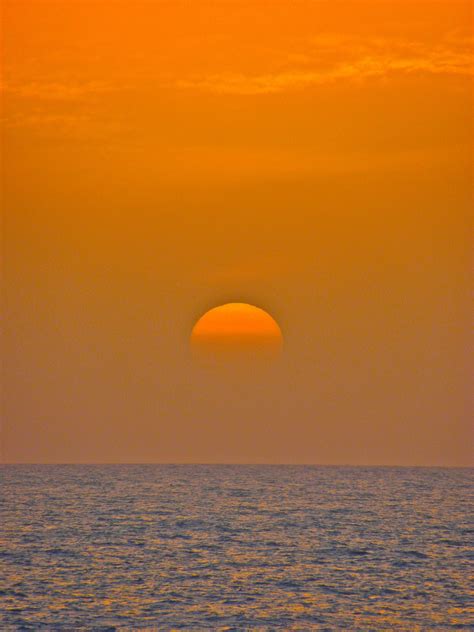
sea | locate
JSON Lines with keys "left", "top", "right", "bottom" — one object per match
{"left": 1, "top": 465, "right": 472, "bottom": 630}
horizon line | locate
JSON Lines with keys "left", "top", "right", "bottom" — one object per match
{"left": 1, "top": 462, "right": 472, "bottom": 469}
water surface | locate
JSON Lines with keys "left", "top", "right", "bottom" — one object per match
{"left": 1, "top": 465, "right": 472, "bottom": 629}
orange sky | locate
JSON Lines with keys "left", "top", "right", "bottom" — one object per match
{"left": 2, "top": 0, "right": 473, "bottom": 465}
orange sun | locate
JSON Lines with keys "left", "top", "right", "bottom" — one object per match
{"left": 191, "top": 303, "right": 283, "bottom": 356}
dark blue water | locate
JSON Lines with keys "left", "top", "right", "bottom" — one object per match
{"left": 1, "top": 465, "right": 472, "bottom": 630}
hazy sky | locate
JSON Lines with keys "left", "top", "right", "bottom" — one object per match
{"left": 2, "top": 0, "right": 472, "bottom": 465}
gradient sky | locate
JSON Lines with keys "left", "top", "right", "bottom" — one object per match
{"left": 2, "top": 0, "right": 472, "bottom": 465}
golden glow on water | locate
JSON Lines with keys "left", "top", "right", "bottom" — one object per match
{"left": 1, "top": 465, "right": 472, "bottom": 629}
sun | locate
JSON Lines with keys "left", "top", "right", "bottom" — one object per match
{"left": 190, "top": 303, "right": 283, "bottom": 356}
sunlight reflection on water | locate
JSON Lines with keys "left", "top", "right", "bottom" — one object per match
{"left": 1, "top": 465, "right": 472, "bottom": 629}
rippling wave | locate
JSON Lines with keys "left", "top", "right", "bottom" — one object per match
{"left": 1, "top": 465, "right": 472, "bottom": 629}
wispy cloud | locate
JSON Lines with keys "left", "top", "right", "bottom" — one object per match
{"left": 1, "top": 79, "right": 126, "bottom": 133}
{"left": 177, "top": 35, "right": 473, "bottom": 95}
{"left": 1, "top": 80, "right": 118, "bottom": 100}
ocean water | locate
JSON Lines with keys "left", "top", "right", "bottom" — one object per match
{"left": 0, "top": 465, "right": 472, "bottom": 630}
